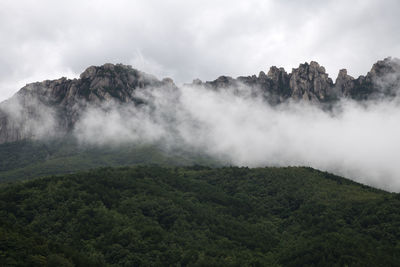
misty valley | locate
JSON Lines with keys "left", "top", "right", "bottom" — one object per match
{"left": 1, "top": 58, "right": 400, "bottom": 266}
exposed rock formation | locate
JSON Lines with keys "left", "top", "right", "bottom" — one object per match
{"left": 200, "top": 57, "right": 400, "bottom": 104}
{"left": 0, "top": 64, "right": 175, "bottom": 143}
{"left": 289, "top": 61, "right": 334, "bottom": 102}
{"left": 334, "top": 69, "right": 354, "bottom": 97}
{"left": 1, "top": 58, "right": 400, "bottom": 144}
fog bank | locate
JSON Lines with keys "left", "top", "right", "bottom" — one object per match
{"left": 72, "top": 84, "right": 400, "bottom": 192}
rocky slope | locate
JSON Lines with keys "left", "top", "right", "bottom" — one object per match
{"left": 197, "top": 57, "right": 400, "bottom": 104}
{"left": 0, "top": 64, "right": 175, "bottom": 143}
{"left": 0, "top": 58, "right": 400, "bottom": 144}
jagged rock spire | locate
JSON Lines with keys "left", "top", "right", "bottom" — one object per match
{"left": 1, "top": 58, "right": 400, "bottom": 144}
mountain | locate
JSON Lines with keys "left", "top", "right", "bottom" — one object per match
{"left": 198, "top": 57, "right": 400, "bottom": 102}
{"left": 1, "top": 165, "right": 399, "bottom": 266}
{"left": 0, "top": 64, "right": 175, "bottom": 144}
{"left": 1, "top": 58, "right": 400, "bottom": 145}
{"left": 1, "top": 60, "right": 400, "bottom": 266}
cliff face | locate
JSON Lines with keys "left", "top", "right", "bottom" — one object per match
{"left": 0, "top": 63, "right": 174, "bottom": 143}
{"left": 199, "top": 57, "right": 400, "bottom": 104}
{"left": 1, "top": 58, "right": 400, "bottom": 144}
{"left": 289, "top": 61, "right": 333, "bottom": 102}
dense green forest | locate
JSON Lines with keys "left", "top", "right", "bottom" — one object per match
{"left": 0, "top": 139, "right": 218, "bottom": 182}
{"left": 1, "top": 165, "right": 399, "bottom": 266}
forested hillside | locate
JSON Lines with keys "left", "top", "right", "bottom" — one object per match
{"left": 0, "top": 139, "right": 218, "bottom": 182}
{"left": 1, "top": 166, "right": 399, "bottom": 266}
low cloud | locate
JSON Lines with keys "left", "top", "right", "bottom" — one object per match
{"left": 71, "top": 83, "right": 400, "bottom": 192}
{"left": 2, "top": 73, "right": 399, "bottom": 191}
{"left": 0, "top": 94, "right": 59, "bottom": 142}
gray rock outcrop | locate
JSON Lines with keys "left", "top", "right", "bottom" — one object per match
{"left": 201, "top": 57, "right": 400, "bottom": 104}
{"left": 0, "top": 63, "right": 175, "bottom": 143}
{"left": 1, "top": 58, "right": 400, "bottom": 144}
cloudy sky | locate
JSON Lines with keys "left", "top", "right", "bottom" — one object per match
{"left": 0, "top": 0, "right": 399, "bottom": 101}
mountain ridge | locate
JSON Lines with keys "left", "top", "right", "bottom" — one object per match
{"left": 199, "top": 57, "right": 400, "bottom": 102}
{"left": 1, "top": 57, "right": 400, "bottom": 144}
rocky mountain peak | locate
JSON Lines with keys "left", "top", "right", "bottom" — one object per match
{"left": 1, "top": 58, "right": 400, "bottom": 144}
{"left": 310, "top": 61, "right": 326, "bottom": 73}
{"left": 206, "top": 75, "right": 236, "bottom": 88}
{"left": 80, "top": 65, "right": 97, "bottom": 79}
{"left": 258, "top": 71, "right": 267, "bottom": 79}
{"left": 363, "top": 57, "right": 400, "bottom": 98}
{"left": 0, "top": 63, "right": 169, "bottom": 143}
{"left": 369, "top": 57, "right": 400, "bottom": 77}
{"left": 289, "top": 61, "right": 333, "bottom": 101}
{"left": 191, "top": 78, "right": 203, "bottom": 85}
{"left": 267, "top": 66, "right": 287, "bottom": 80}
{"left": 293, "top": 61, "right": 328, "bottom": 79}
{"left": 337, "top": 69, "right": 349, "bottom": 78}
{"left": 334, "top": 69, "right": 354, "bottom": 97}
{"left": 80, "top": 63, "right": 134, "bottom": 79}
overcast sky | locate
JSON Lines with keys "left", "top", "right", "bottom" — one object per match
{"left": 0, "top": 0, "right": 399, "bottom": 101}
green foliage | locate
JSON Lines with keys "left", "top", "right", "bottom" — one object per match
{"left": 0, "top": 140, "right": 50, "bottom": 171}
{"left": 0, "top": 139, "right": 219, "bottom": 182}
{"left": 0, "top": 166, "right": 399, "bottom": 266}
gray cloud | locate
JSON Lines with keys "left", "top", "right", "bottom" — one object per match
{"left": 0, "top": 94, "right": 59, "bottom": 141}
{"left": 1, "top": 0, "right": 400, "bottom": 191}
{"left": 2, "top": 63, "right": 400, "bottom": 191}
{"left": 1, "top": 0, "right": 400, "bottom": 101}
{"left": 70, "top": 82, "right": 400, "bottom": 192}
